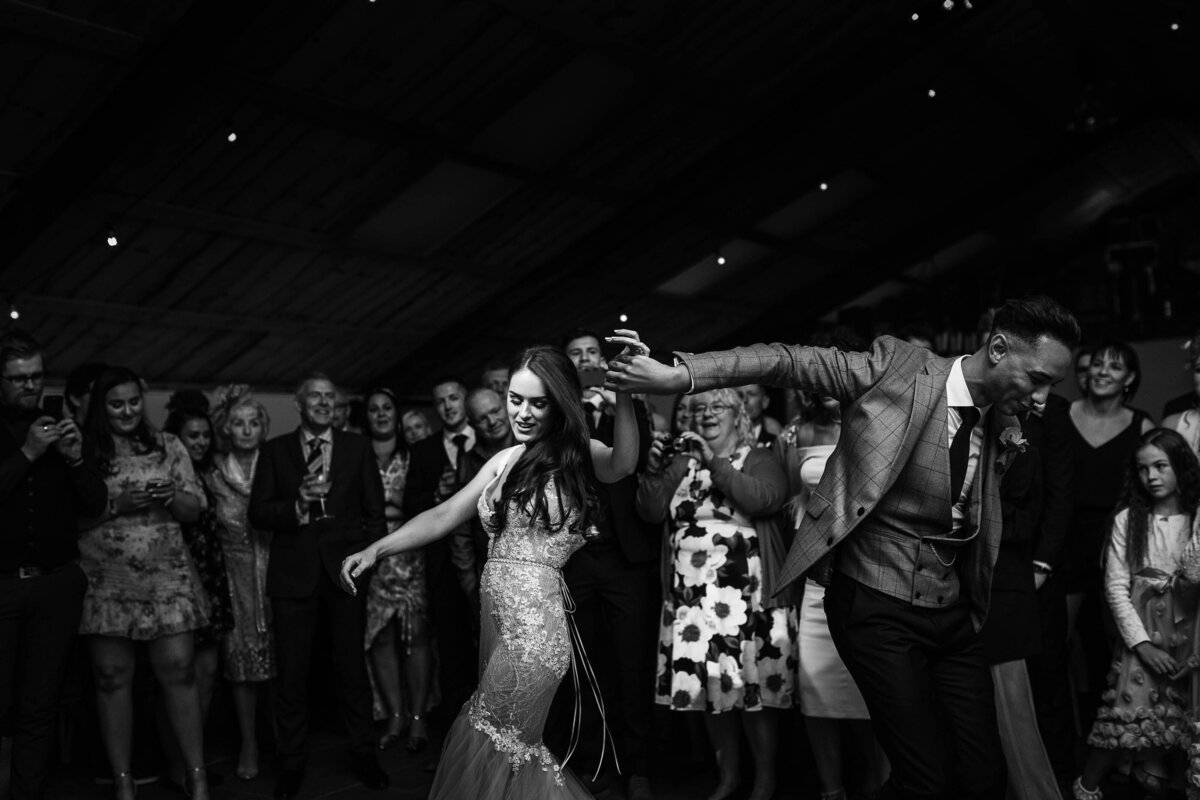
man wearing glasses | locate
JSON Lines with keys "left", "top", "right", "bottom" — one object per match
{"left": 0, "top": 329, "right": 106, "bottom": 800}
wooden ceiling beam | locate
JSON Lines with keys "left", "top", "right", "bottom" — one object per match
{"left": 0, "top": 0, "right": 144, "bottom": 58}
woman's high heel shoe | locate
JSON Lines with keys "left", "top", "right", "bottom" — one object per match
{"left": 378, "top": 712, "right": 408, "bottom": 750}
{"left": 406, "top": 713, "right": 429, "bottom": 753}
{"left": 113, "top": 771, "right": 137, "bottom": 800}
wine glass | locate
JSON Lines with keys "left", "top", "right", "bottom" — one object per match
{"left": 311, "top": 468, "right": 333, "bottom": 521}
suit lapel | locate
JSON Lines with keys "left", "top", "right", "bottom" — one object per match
{"left": 289, "top": 429, "right": 307, "bottom": 477}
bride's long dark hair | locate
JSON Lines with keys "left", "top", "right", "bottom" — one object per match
{"left": 494, "top": 345, "right": 600, "bottom": 536}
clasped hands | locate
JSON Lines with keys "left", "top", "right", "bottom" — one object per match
{"left": 603, "top": 331, "right": 690, "bottom": 395}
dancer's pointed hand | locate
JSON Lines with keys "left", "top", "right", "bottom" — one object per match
{"left": 340, "top": 548, "right": 377, "bottom": 594}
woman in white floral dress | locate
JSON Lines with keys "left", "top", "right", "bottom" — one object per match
{"left": 636, "top": 387, "right": 795, "bottom": 800}
{"left": 341, "top": 340, "right": 641, "bottom": 799}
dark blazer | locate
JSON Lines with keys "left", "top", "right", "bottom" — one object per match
{"left": 591, "top": 399, "right": 658, "bottom": 563}
{"left": 249, "top": 428, "right": 386, "bottom": 598}
{"left": 679, "top": 336, "right": 1017, "bottom": 630}
{"left": 403, "top": 433, "right": 456, "bottom": 580}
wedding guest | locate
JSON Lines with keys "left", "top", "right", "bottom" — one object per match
{"left": 1074, "top": 349, "right": 1092, "bottom": 398}
{"left": 556, "top": 329, "right": 658, "bottom": 800}
{"left": 1163, "top": 331, "right": 1200, "bottom": 454}
{"left": 362, "top": 388, "right": 432, "bottom": 754}
{"left": 776, "top": 331, "right": 887, "bottom": 800}
{"left": 480, "top": 359, "right": 510, "bottom": 398}
{"left": 738, "top": 385, "right": 778, "bottom": 445}
{"left": 671, "top": 396, "right": 693, "bottom": 437}
{"left": 401, "top": 410, "right": 433, "bottom": 445}
{"left": 206, "top": 394, "right": 275, "bottom": 780}
{"left": 161, "top": 390, "right": 234, "bottom": 787}
{"left": 64, "top": 361, "right": 107, "bottom": 428}
{"left": 1065, "top": 341, "right": 1153, "bottom": 722}
{"left": 79, "top": 367, "right": 211, "bottom": 800}
{"left": 248, "top": 372, "right": 388, "bottom": 799}
{"left": 637, "top": 388, "right": 794, "bottom": 800}
{"left": 0, "top": 330, "right": 106, "bottom": 800}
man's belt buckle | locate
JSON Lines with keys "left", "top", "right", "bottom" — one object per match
{"left": 17, "top": 565, "right": 43, "bottom": 579}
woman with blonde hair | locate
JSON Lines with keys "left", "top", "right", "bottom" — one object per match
{"left": 206, "top": 393, "right": 275, "bottom": 780}
{"left": 637, "top": 387, "right": 795, "bottom": 800}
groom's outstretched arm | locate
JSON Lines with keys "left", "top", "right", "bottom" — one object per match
{"left": 609, "top": 335, "right": 905, "bottom": 404}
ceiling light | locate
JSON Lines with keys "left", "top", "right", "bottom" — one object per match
{"left": 619, "top": 313, "right": 628, "bottom": 323}
{"left": 227, "top": 131, "right": 238, "bottom": 143}
{"left": 1171, "top": 22, "right": 1180, "bottom": 31}
{"left": 911, "top": 12, "right": 919, "bottom": 21}
{"left": 819, "top": 182, "right": 828, "bottom": 191}
{"left": 927, "top": 89, "right": 937, "bottom": 98}
{"left": 716, "top": 253, "right": 726, "bottom": 265}
{"left": 106, "top": 230, "right": 119, "bottom": 247}
{"left": 8, "top": 303, "right": 17, "bottom": 321}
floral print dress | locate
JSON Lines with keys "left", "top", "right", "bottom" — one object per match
{"left": 79, "top": 433, "right": 211, "bottom": 640}
{"left": 1088, "top": 510, "right": 1198, "bottom": 782}
{"left": 365, "top": 449, "right": 425, "bottom": 648}
{"left": 655, "top": 445, "right": 798, "bottom": 713}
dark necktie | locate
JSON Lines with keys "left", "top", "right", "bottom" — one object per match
{"left": 949, "top": 406, "right": 980, "bottom": 502}
{"left": 305, "top": 438, "right": 325, "bottom": 517}
{"left": 305, "top": 437, "right": 324, "bottom": 477}
{"left": 452, "top": 433, "right": 468, "bottom": 485}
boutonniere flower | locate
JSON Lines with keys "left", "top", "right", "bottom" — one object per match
{"left": 994, "top": 426, "right": 1028, "bottom": 475}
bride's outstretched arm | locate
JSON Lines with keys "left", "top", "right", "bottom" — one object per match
{"left": 339, "top": 446, "right": 518, "bottom": 593}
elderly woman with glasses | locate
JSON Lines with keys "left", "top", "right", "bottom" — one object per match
{"left": 636, "top": 388, "right": 795, "bottom": 800}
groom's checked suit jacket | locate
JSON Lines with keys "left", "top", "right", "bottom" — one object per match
{"left": 678, "top": 335, "right": 1017, "bottom": 631}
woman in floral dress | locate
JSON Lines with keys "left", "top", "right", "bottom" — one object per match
{"left": 206, "top": 394, "right": 275, "bottom": 780}
{"left": 636, "top": 387, "right": 795, "bottom": 800}
{"left": 361, "top": 387, "right": 432, "bottom": 752}
{"left": 79, "top": 366, "right": 212, "bottom": 800}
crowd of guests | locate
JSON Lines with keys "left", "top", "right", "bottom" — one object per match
{"left": 9, "top": 316, "right": 1200, "bottom": 800}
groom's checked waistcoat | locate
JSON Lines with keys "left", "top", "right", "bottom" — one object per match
{"left": 678, "top": 336, "right": 1015, "bottom": 631}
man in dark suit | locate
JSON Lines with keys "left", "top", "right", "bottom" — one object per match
{"left": 0, "top": 330, "right": 106, "bottom": 800}
{"left": 555, "top": 329, "right": 657, "bottom": 800}
{"left": 402, "top": 377, "right": 478, "bottom": 730}
{"left": 608, "top": 296, "right": 1079, "bottom": 800}
{"left": 248, "top": 373, "right": 388, "bottom": 800}
{"left": 980, "top": 392, "right": 1072, "bottom": 795}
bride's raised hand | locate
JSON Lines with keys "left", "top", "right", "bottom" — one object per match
{"left": 605, "top": 330, "right": 689, "bottom": 395}
{"left": 339, "top": 548, "right": 377, "bottom": 595}
{"left": 607, "top": 328, "right": 650, "bottom": 362}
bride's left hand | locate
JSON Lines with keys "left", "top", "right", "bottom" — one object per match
{"left": 604, "top": 329, "right": 651, "bottom": 392}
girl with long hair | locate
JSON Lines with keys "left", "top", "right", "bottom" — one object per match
{"left": 341, "top": 336, "right": 642, "bottom": 799}
{"left": 1073, "top": 428, "right": 1200, "bottom": 799}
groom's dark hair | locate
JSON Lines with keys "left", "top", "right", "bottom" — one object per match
{"left": 989, "top": 295, "right": 1080, "bottom": 349}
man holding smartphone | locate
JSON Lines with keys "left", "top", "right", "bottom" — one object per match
{"left": 0, "top": 329, "right": 107, "bottom": 800}
{"left": 551, "top": 329, "right": 657, "bottom": 800}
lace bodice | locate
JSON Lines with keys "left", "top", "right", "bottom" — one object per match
{"left": 477, "top": 465, "right": 585, "bottom": 569}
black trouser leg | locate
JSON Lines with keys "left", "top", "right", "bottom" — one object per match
{"left": 0, "top": 566, "right": 87, "bottom": 800}
{"left": 825, "top": 575, "right": 1006, "bottom": 800}
{"left": 271, "top": 594, "right": 318, "bottom": 772}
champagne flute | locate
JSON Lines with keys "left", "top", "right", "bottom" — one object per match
{"left": 311, "top": 468, "right": 334, "bottom": 521}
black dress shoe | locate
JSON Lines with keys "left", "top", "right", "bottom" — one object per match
{"left": 352, "top": 754, "right": 389, "bottom": 790}
{"left": 273, "top": 768, "right": 303, "bottom": 800}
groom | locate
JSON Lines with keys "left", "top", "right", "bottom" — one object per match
{"left": 607, "top": 296, "right": 1078, "bottom": 800}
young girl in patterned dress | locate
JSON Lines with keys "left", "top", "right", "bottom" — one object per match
{"left": 1074, "top": 428, "right": 1200, "bottom": 799}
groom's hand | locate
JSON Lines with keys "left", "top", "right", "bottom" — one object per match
{"left": 603, "top": 343, "right": 692, "bottom": 396}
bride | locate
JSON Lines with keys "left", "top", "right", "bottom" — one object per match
{"left": 340, "top": 335, "right": 642, "bottom": 798}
